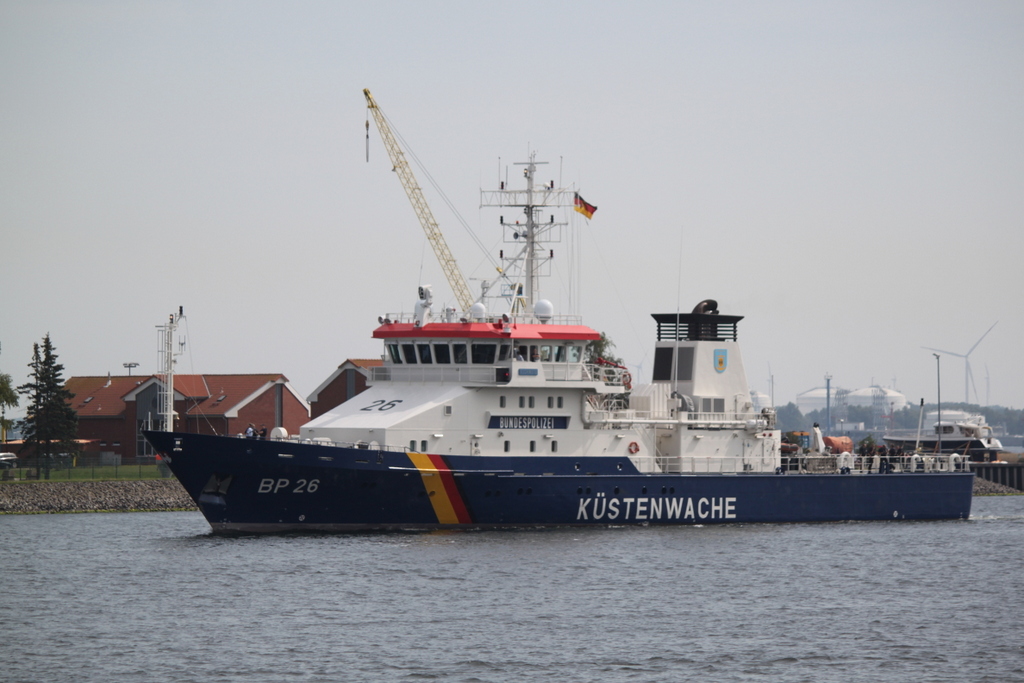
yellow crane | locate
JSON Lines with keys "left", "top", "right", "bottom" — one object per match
{"left": 363, "top": 88, "right": 474, "bottom": 312}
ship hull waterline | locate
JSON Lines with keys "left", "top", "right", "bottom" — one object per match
{"left": 146, "top": 431, "right": 974, "bottom": 533}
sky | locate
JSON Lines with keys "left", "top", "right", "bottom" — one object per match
{"left": 3, "top": 1, "right": 1023, "bottom": 420}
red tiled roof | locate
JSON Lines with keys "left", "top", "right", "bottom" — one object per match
{"left": 65, "top": 373, "right": 291, "bottom": 419}
{"left": 170, "top": 374, "right": 211, "bottom": 398}
{"left": 185, "top": 374, "right": 283, "bottom": 417}
{"left": 65, "top": 376, "right": 148, "bottom": 417}
{"left": 346, "top": 359, "right": 384, "bottom": 369}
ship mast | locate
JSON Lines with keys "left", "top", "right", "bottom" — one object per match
{"left": 480, "top": 152, "right": 575, "bottom": 320}
{"left": 157, "top": 307, "right": 184, "bottom": 432}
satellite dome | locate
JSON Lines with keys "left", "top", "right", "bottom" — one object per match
{"left": 469, "top": 302, "right": 487, "bottom": 321}
{"left": 534, "top": 299, "right": 554, "bottom": 322}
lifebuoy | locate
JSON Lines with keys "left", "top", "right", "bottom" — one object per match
{"left": 622, "top": 372, "right": 632, "bottom": 391}
{"left": 627, "top": 441, "right": 639, "bottom": 454}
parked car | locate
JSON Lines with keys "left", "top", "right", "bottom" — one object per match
{"left": 0, "top": 452, "right": 18, "bottom": 469}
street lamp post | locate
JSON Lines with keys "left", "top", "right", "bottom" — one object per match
{"left": 825, "top": 373, "right": 832, "bottom": 433}
{"left": 123, "top": 362, "right": 139, "bottom": 376}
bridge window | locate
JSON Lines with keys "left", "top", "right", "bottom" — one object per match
{"left": 453, "top": 343, "right": 468, "bottom": 364}
{"left": 498, "top": 343, "right": 511, "bottom": 361}
{"left": 539, "top": 345, "right": 552, "bottom": 361}
{"left": 387, "top": 344, "right": 402, "bottom": 363}
{"left": 401, "top": 344, "right": 418, "bottom": 364}
{"left": 417, "top": 344, "right": 433, "bottom": 364}
{"left": 554, "top": 345, "right": 566, "bottom": 362}
{"left": 471, "top": 343, "right": 497, "bottom": 364}
{"left": 433, "top": 343, "right": 451, "bottom": 364}
{"left": 567, "top": 345, "right": 582, "bottom": 363}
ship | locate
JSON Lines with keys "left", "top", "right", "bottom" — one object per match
{"left": 144, "top": 142, "right": 975, "bottom": 531}
{"left": 883, "top": 411, "right": 1003, "bottom": 461}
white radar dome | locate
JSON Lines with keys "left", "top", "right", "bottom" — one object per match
{"left": 469, "top": 302, "right": 487, "bottom": 321}
{"left": 534, "top": 299, "right": 554, "bottom": 322}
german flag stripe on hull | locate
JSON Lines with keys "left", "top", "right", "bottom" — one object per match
{"left": 407, "top": 452, "right": 473, "bottom": 524}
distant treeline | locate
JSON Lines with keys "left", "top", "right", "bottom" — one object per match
{"left": 775, "top": 402, "right": 1024, "bottom": 437}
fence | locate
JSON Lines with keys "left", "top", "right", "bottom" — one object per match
{"left": 0, "top": 453, "right": 173, "bottom": 482}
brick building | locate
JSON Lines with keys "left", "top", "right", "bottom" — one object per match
{"left": 66, "top": 373, "right": 310, "bottom": 461}
{"left": 307, "top": 359, "right": 382, "bottom": 419}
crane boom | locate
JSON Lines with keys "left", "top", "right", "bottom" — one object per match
{"left": 363, "top": 89, "right": 474, "bottom": 312}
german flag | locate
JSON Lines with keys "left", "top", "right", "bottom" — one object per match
{"left": 574, "top": 192, "right": 597, "bottom": 219}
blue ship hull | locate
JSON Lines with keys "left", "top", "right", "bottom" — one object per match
{"left": 145, "top": 431, "right": 974, "bottom": 532}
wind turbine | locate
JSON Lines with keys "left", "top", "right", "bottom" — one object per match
{"left": 922, "top": 321, "right": 997, "bottom": 404}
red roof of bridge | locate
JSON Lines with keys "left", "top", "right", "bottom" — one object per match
{"left": 372, "top": 322, "right": 600, "bottom": 341}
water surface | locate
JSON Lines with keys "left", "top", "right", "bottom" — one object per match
{"left": 3, "top": 497, "right": 1023, "bottom": 682}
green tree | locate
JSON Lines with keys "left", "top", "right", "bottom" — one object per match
{"left": 17, "top": 334, "right": 78, "bottom": 479}
{"left": 0, "top": 371, "right": 18, "bottom": 442}
{"left": 585, "top": 332, "right": 624, "bottom": 366}
{"left": 774, "top": 402, "right": 809, "bottom": 432}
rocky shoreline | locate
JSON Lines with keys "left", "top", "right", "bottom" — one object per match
{"left": 0, "top": 476, "right": 1018, "bottom": 515}
{"left": 0, "top": 479, "right": 197, "bottom": 514}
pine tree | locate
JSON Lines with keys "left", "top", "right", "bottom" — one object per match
{"left": 17, "top": 334, "right": 77, "bottom": 479}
